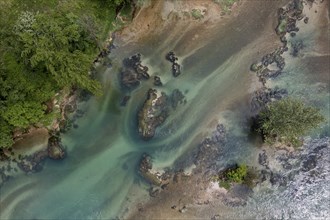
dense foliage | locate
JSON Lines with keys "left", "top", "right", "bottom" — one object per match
{"left": 226, "top": 164, "right": 247, "bottom": 184}
{"left": 0, "top": 0, "right": 132, "bottom": 148}
{"left": 216, "top": 164, "right": 248, "bottom": 189}
{"left": 258, "top": 98, "right": 325, "bottom": 146}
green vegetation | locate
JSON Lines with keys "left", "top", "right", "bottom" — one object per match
{"left": 276, "top": 19, "right": 287, "bottom": 35}
{"left": 0, "top": 0, "right": 133, "bottom": 148}
{"left": 226, "top": 164, "right": 247, "bottom": 183}
{"left": 191, "top": 9, "right": 204, "bottom": 20}
{"left": 214, "top": 0, "right": 239, "bottom": 14}
{"left": 214, "top": 164, "right": 249, "bottom": 190}
{"left": 258, "top": 98, "right": 325, "bottom": 146}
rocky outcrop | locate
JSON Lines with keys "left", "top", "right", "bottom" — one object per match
{"left": 120, "top": 53, "right": 150, "bottom": 90}
{"left": 138, "top": 153, "right": 163, "bottom": 186}
{"left": 275, "top": 0, "right": 303, "bottom": 36}
{"left": 166, "top": 51, "right": 181, "bottom": 77}
{"left": 138, "top": 89, "right": 169, "bottom": 140}
{"left": 250, "top": 87, "right": 288, "bottom": 113}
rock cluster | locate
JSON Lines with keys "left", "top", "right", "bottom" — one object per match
{"left": 250, "top": 87, "right": 288, "bottom": 112}
{"left": 250, "top": 0, "right": 310, "bottom": 87}
{"left": 193, "top": 124, "right": 226, "bottom": 174}
{"left": 166, "top": 51, "right": 181, "bottom": 77}
{"left": 276, "top": 0, "right": 304, "bottom": 37}
{"left": 257, "top": 137, "right": 330, "bottom": 188}
{"left": 120, "top": 53, "right": 150, "bottom": 90}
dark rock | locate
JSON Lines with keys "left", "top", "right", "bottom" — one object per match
{"left": 165, "top": 51, "right": 176, "bottom": 63}
{"left": 139, "top": 153, "right": 153, "bottom": 173}
{"left": 193, "top": 124, "right": 226, "bottom": 171}
{"left": 258, "top": 150, "right": 269, "bottom": 167}
{"left": 166, "top": 51, "right": 182, "bottom": 77}
{"left": 290, "top": 32, "right": 296, "bottom": 37}
{"left": 172, "top": 63, "right": 181, "bottom": 77}
{"left": 153, "top": 76, "right": 162, "bottom": 86}
{"left": 120, "top": 53, "right": 150, "bottom": 90}
{"left": 251, "top": 88, "right": 288, "bottom": 112}
{"left": 135, "top": 64, "right": 150, "bottom": 79}
{"left": 120, "top": 69, "right": 141, "bottom": 90}
{"left": 171, "top": 205, "right": 177, "bottom": 209}
{"left": 304, "top": 17, "right": 309, "bottom": 24}
{"left": 302, "top": 155, "right": 317, "bottom": 172}
{"left": 48, "top": 136, "right": 65, "bottom": 160}
{"left": 120, "top": 95, "right": 131, "bottom": 106}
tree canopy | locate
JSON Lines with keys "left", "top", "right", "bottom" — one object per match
{"left": 0, "top": 0, "right": 130, "bottom": 148}
{"left": 258, "top": 98, "right": 325, "bottom": 146}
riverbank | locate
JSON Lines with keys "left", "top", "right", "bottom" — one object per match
{"left": 0, "top": 0, "right": 136, "bottom": 186}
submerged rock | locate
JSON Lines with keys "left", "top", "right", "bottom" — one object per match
{"left": 153, "top": 76, "right": 162, "bottom": 86}
{"left": 120, "top": 95, "right": 131, "bottom": 106}
{"left": 138, "top": 89, "right": 169, "bottom": 140}
{"left": 138, "top": 153, "right": 163, "bottom": 186}
{"left": 47, "top": 136, "right": 65, "bottom": 160}
{"left": 166, "top": 51, "right": 182, "bottom": 77}
{"left": 170, "top": 89, "right": 185, "bottom": 109}
{"left": 165, "top": 51, "right": 177, "bottom": 63}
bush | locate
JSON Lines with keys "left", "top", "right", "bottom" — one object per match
{"left": 226, "top": 164, "right": 247, "bottom": 184}
{"left": 217, "top": 164, "right": 248, "bottom": 189}
{"left": 258, "top": 98, "right": 325, "bottom": 146}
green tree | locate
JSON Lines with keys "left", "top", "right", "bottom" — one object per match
{"left": 0, "top": 118, "right": 14, "bottom": 148}
{"left": 13, "top": 11, "right": 101, "bottom": 95}
{"left": 258, "top": 98, "right": 325, "bottom": 146}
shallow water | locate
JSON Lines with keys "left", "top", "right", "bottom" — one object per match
{"left": 1, "top": 1, "right": 329, "bottom": 219}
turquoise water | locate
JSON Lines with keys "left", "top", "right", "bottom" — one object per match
{"left": 1, "top": 1, "right": 329, "bottom": 219}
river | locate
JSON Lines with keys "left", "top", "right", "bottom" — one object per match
{"left": 0, "top": 0, "right": 329, "bottom": 219}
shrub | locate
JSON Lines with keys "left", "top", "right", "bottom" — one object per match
{"left": 258, "top": 98, "right": 325, "bottom": 146}
{"left": 226, "top": 164, "right": 247, "bottom": 183}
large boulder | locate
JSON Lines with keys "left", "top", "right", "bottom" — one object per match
{"left": 138, "top": 89, "right": 169, "bottom": 140}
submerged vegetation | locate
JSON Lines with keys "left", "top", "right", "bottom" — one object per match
{"left": 0, "top": 0, "right": 134, "bottom": 148}
{"left": 257, "top": 98, "right": 325, "bottom": 146}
